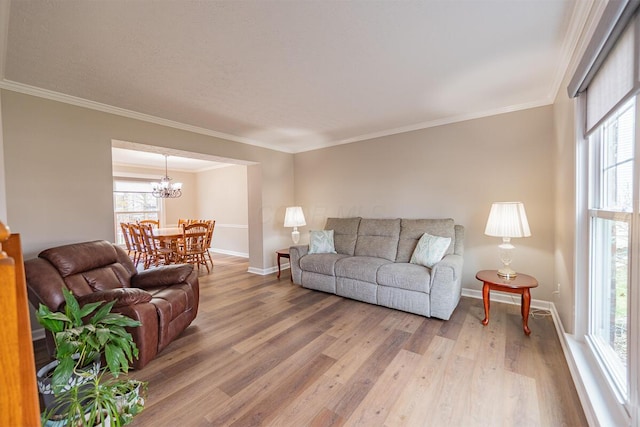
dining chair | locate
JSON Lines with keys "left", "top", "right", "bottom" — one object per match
{"left": 139, "top": 219, "right": 160, "bottom": 228}
{"left": 203, "top": 220, "right": 216, "bottom": 269}
{"left": 176, "top": 222, "right": 210, "bottom": 273}
{"left": 128, "top": 223, "right": 147, "bottom": 269}
{"left": 140, "top": 223, "right": 173, "bottom": 269}
{"left": 120, "top": 222, "right": 137, "bottom": 264}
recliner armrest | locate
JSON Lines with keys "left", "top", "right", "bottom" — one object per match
{"left": 431, "top": 253, "right": 463, "bottom": 283}
{"left": 131, "top": 264, "right": 195, "bottom": 288}
{"left": 289, "top": 245, "right": 308, "bottom": 285}
{"left": 76, "top": 288, "right": 152, "bottom": 308}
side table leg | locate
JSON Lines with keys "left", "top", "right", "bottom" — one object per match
{"left": 277, "top": 254, "right": 282, "bottom": 279}
{"left": 522, "top": 289, "right": 532, "bottom": 335}
{"left": 481, "top": 282, "right": 490, "bottom": 326}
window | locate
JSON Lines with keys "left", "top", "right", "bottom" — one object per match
{"left": 587, "top": 99, "right": 635, "bottom": 399}
{"left": 113, "top": 179, "right": 160, "bottom": 245}
{"left": 571, "top": 3, "right": 640, "bottom": 423}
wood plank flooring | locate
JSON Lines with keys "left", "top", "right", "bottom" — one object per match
{"left": 34, "top": 254, "right": 587, "bottom": 426}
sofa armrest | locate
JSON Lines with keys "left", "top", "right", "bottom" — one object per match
{"left": 289, "top": 245, "right": 308, "bottom": 285}
{"left": 429, "top": 254, "right": 464, "bottom": 320}
{"left": 76, "top": 288, "right": 153, "bottom": 308}
{"left": 131, "top": 264, "right": 194, "bottom": 289}
{"left": 110, "top": 302, "right": 159, "bottom": 369}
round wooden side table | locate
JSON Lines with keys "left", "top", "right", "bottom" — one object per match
{"left": 476, "top": 269, "right": 538, "bottom": 335}
{"left": 276, "top": 248, "right": 292, "bottom": 282}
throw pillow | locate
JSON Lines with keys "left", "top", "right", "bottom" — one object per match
{"left": 308, "top": 230, "right": 337, "bottom": 254}
{"left": 410, "top": 233, "right": 452, "bottom": 268}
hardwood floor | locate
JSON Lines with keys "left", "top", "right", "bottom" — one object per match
{"left": 34, "top": 254, "right": 587, "bottom": 426}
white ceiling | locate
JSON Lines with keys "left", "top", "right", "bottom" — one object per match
{"left": 1, "top": 0, "right": 591, "bottom": 154}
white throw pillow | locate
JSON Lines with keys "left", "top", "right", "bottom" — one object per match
{"left": 410, "top": 233, "right": 452, "bottom": 268}
{"left": 308, "top": 230, "right": 337, "bottom": 254}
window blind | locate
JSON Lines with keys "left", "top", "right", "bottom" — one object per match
{"left": 568, "top": 0, "right": 639, "bottom": 97}
{"left": 586, "top": 22, "right": 635, "bottom": 133}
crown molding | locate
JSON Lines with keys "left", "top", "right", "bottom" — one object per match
{"left": 0, "top": 79, "right": 297, "bottom": 154}
{"left": 563, "top": 0, "right": 609, "bottom": 93}
{"left": 292, "top": 98, "right": 554, "bottom": 153}
{"left": 549, "top": 0, "right": 597, "bottom": 101}
{"left": 0, "top": 79, "right": 560, "bottom": 156}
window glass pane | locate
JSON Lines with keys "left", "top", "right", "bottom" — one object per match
{"left": 597, "top": 100, "right": 635, "bottom": 211}
{"left": 590, "top": 217, "right": 629, "bottom": 395}
{"left": 113, "top": 180, "right": 160, "bottom": 245}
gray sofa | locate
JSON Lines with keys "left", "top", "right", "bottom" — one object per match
{"left": 289, "top": 217, "right": 464, "bottom": 320}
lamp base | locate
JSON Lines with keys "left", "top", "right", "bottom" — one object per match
{"left": 291, "top": 228, "right": 300, "bottom": 244}
{"left": 497, "top": 267, "right": 517, "bottom": 279}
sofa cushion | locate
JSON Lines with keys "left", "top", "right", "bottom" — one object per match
{"left": 335, "top": 256, "right": 391, "bottom": 283}
{"left": 354, "top": 218, "right": 401, "bottom": 261}
{"left": 410, "top": 233, "right": 452, "bottom": 268}
{"left": 39, "top": 240, "right": 119, "bottom": 277}
{"left": 377, "top": 263, "right": 431, "bottom": 293}
{"left": 300, "top": 253, "right": 349, "bottom": 276}
{"left": 396, "top": 218, "right": 456, "bottom": 263}
{"left": 82, "top": 267, "right": 124, "bottom": 291}
{"left": 301, "top": 271, "right": 337, "bottom": 294}
{"left": 325, "top": 217, "right": 361, "bottom": 255}
{"left": 308, "top": 230, "right": 337, "bottom": 254}
{"left": 337, "top": 277, "right": 377, "bottom": 304}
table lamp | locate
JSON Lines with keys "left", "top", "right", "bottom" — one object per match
{"left": 284, "top": 206, "right": 306, "bottom": 244}
{"left": 484, "top": 201, "right": 531, "bottom": 278}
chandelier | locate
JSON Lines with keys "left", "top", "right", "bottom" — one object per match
{"left": 151, "top": 155, "right": 182, "bottom": 198}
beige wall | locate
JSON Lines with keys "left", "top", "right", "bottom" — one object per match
{"left": 294, "top": 106, "right": 557, "bottom": 300}
{"left": 197, "top": 165, "right": 249, "bottom": 256}
{"left": 1, "top": 90, "right": 294, "bottom": 269}
{"left": 552, "top": 82, "right": 579, "bottom": 334}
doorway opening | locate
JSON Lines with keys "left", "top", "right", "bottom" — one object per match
{"left": 111, "top": 139, "right": 257, "bottom": 260}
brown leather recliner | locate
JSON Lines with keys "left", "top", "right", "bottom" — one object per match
{"left": 25, "top": 240, "right": 199, "bottom": 369}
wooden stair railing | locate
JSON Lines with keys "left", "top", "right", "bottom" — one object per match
{"left": 0, "top": 223, "right": 41, "bottom": 426}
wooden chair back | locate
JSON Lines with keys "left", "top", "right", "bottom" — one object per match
{"left": 177, "top": 222, "right": 210, "bottom": 272}
{"left": 120, "top": 222, "right": 134, "bottom": 252}
{"left": 140, "top": 223, "right": 171, "bottom": 268}
{"left": 139, "top": 219, "right": 160, "bottom": 228}
{"left": 128, "top": 223, "right": 147, "bottom": 267}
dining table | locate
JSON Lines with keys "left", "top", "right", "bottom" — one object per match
{"left": 152, "top": 226, "right": 207, "bottom": 250}
{"left": 153, "top": 227, "right": 183, "bottom": 240}
{"left": 152, "top": 227, "right": 183, "bottom": 257}
{"left": 153, "top": 226, "right": 208, "bottom": 267}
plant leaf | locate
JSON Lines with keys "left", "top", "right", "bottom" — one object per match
{"left": 105, "top": 343, "right": 123, "bottom": 377}
{"left": 52, "top": 356, "right": 74, "bottom": 393}
{"left": 78, "top": 300, "right": 103, "bottom": 318}
{"left": 91, "top": 300, "right": 117, "bottom": 324}
{"left": 62, "top": 288, "right": 82, "bottom": 326}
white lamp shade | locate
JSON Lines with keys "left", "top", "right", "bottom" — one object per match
{"left": 484, "top": 202, "right": 531, "bottom": 238}
{"left": 284, "top": 206, "right": 306, "bottom": 227}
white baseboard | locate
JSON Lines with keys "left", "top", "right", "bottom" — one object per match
{"left": 461, "top": 287, "right": 551, "bottom": 311}
{"left": 211, "top": 248, "right": 249, "bottom": 258}
{"left": 248, "top": 262, "right": 289, "bottom": 276}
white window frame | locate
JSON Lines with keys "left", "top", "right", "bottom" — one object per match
{"left": 113, "top": 178, "right": 163, "bottom": 245}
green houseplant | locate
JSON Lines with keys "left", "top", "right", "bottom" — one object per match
{"left": 36, "top": 287, "right": 147, "bottom": 426}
